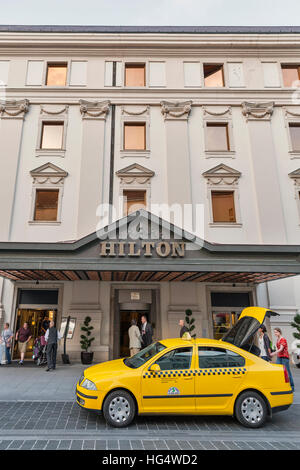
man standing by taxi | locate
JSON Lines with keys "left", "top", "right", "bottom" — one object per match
{"left": 45, "top": 320, "right": 62, "bottom": 371}
{"left": 140, "top": 315, "right": 153, "bottom": 348}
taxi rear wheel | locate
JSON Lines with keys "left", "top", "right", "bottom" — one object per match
{"left": 235, "top": 391, "right": 267, "bottom": 428}
{"left": 103, "top": 390, "right": 136, "bottom": 428}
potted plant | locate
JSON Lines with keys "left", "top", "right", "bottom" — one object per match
{"left": 185, "top": 308, "right": 196, "bottom": 339}
{"left": 80, "top": 316, "right": 95, "bottom": 364}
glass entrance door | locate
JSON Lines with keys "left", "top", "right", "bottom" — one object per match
{"left": 13, "top": 309, "right": 57, "bottom": 359}
{"left": 119, "top": 310, "right": 149, "bottom": 357}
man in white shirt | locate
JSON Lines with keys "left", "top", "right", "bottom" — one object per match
{"left": 45, "top": 321, "right": 62, "bottom": 371}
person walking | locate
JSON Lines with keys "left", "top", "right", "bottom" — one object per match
{"left": 140, "top": 315, "right": 153, "bottom": 348}
{"left": 1, "top": 323, "right": 14, "bottom": 364}
{"left": 128, "top": 319, "right": 142, "bottom": 356}
{"left": 45, "top": 321, "right": 62, "bottom": 371}
{"left": 258, "top": 324, "right": 272, "bottom": 362}
{"left": 179, "top": 319, "right": 189, "bottom": 338}
{"left": 0, "top": 335, "right": 5, "bottom": 365}
{"left": 16, "top": 322, "right": 32, "bottom": 365}
{"left": 270, "top": 327, "right": 295, "bottom": 392}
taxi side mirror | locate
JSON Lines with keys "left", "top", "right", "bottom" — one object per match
{"left": 149, "top": 364, "right": 161, "bottom": 372}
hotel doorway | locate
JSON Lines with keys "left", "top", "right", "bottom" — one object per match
{"left": 13, "top": 308, "right": 57, "bottom": 360}
{"left": 119, "top": 310, "right": 150, "bottom": 357}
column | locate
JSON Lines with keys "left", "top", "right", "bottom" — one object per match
{"left": 77, "top": 100, "right": 110, "bottom": 237}
{"left": 0, "top": 99, "right": 29, "bottom": 240}
{"left": 0, "top": 99, "right": 29, "bottom": 329}
{"left": 161, "top": 100, "right": 193, "bottom": 206}
{"left": 242, "top": 101, "right": 286, "bottom": 243}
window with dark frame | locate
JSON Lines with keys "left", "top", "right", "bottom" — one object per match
{"left": 203, "top": 63, "right": 224, "bottom": 87}
{"left": 125, "top": 63, "right": 146, "bottom": 87}
{"left": 211, "top": 190, "right": 236, "bottom": 223}
{"left": 206, "top": 122, "right": 230, "bottom": 151}
{"left": 34, "top": 189, "right": 59, "bottom": 221}
{"left": 123, "top": 189, "right": 146, "bottom": 216}
{"left": 46, "top": 63, "right": 68, "bottom": 86}
{"left": 198, "top": 347, "right": 245, "bottom": 368}
{"left": 124, "top": 122, "right": 146, "bottom": 150}
{"left": 41, "top": 122, "right": 64, "bottom": 149}
{"left": 281, "top": 64, "right": 300, "bottom": 87}
{"left": 289, "top": 123, "right": 300, "bottom": 151}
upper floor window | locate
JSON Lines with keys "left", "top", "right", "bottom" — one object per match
{"left": 34, "top": 189, "right": 59, "bottom": 222}
{"left": 125, "top": 63, "right": 145, "bottom": 87}
{"left": 289, "top": 123, "right": 300, "bottom": 151}
{"left": 281, "top": 64, "right": 300, "bottom": 87}
{"left": 123, "top": 189, "right": 146, "bottom": 216}
{"left": 211, "top": 190, "right": 236, "bottom": 223}
{"left": 46, "top": 63, "right": 68, "bottom": 86}
{"left": 41, "top": 122, "right": 64, "bottom": 149}
{"left": 206, "top": 122, "right": 230, "bottom": 151}
{"left": 204, "top": 64, "right": 224, "bottom": 87}
{"left": 124, "top": 122, "right": 146, "bottom": 150}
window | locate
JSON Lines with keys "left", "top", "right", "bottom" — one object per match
{"left": 198, "top": 347, "right": 245, "bottom": 368}
{"left": 155, "top": 347, "right": 193, "bottom": 370}
{"left": 41, "top": 122, "right": 64, "bottom": 149}
{"left": 204, "top": 64, "right": 224, "bottom": 87}
{"left": 206, "top": 123, "right": 230, "bottom": 151}
{"left": 34, "top": 189, "right": 59, "bottom": 221}
{"left": 124, "top": 122, "right": 146, "bottom": 150}
{"left": 123, "top": 190, "right": 146, "bottom": 215}
{"left": 46, "top": 63, "right": 67, "bottom": 86}
{"left": 281, "top": 65, "right": 300, "bottom": 87}
{"left": 289, "top": 123, "right": 300, "bottom": 151}
{"left": 124, "top": 342, "right": 166, "bottom": 369}
{"left": 211, "top": 191, "right": 236, "bottom": 223}
{"left": 125, "top": 64, "right": 145, "bottom": 87}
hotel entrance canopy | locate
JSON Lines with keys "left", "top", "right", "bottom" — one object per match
{"left": 0, "top": 211, "right": 299, "bottom": 284}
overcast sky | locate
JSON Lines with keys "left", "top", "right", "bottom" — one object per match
{"left": 0, "top": 0, "right": 299, "bottom": 26}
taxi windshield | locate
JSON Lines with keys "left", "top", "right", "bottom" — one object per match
{"left": 124, "top": 342, "right": 166, "bottom": 369}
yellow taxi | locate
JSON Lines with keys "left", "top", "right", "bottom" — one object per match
{"left": 76, "top": 307, "right": 293, "bottom": 428}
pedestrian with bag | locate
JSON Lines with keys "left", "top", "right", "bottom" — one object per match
{"left": 1, "top": 323, "right": 13, "bottom": 364}
{"left": 128, "top": 319, "right": 142, "bottom": 356}
{"left": 179, "top": 319, "right": 189, "bottom": 338}
{"left": 270, "top": 327, "right": 295, "bottom": 392}
{"left": 258, "top": 324, "right": 272, "bottom": 362}
{"left": 45, "top": 320, "right": 62, "bottom": 371}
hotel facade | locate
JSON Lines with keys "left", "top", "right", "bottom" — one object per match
{"left": 1, "top": 25, "right": 300, "bottom": 361}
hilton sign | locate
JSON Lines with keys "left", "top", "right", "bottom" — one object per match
{"left": 99, "top": 241, "right": 185, "bottom": 258}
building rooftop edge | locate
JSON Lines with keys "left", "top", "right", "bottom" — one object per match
{"left": 0, "top": 25, "right": 300, "bottom": 34}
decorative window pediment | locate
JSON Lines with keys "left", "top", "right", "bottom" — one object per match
{"left": 116, "top": 163, "right": 155, "bottom": 184}
{"left": 289, "top": 168, "right": 300, "bottom": 186}
{"left": 30, "top": 162, "right": 68, "bottom": 184}
{"left": 202, "top": 164, "right": 241, "bottom": 186}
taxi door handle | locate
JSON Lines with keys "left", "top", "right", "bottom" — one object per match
{"left": 232, "top": 376, "right": 242, "bottom": 379}
{"left": 184, "top": 377, "right": 193, "bottom": 381}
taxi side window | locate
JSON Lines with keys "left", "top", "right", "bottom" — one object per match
{"left": 198, "top": 347, "right": 245, "bottom": 368}
{"left": 155, "top": 347, "right": 193, "bottom": 371}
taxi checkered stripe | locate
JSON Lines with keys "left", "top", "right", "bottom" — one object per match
{"left": 143, "top": 368, "right": 246, "bottom": 379}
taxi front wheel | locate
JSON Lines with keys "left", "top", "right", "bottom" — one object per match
{"left": 103, "top": 390, "right": 136, "bottom": 428}
{"left": 235, "top": 391, "right": 267, "bottom": 428}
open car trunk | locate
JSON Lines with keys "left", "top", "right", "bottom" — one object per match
{"left": 221, "top": 307, "right": 279, "bottom": 354}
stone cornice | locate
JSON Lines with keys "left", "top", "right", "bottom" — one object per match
{"left": 0, "top": 99, "right": 29, "bottom": 119}
{"left": 79, "top": 99, "right": 110, "bottom": 120}
{"left": 160, "top": 100, "right": 192, "bottom": 121}
{"left": 241, "top": 101, "right": 275, "bottom": 121}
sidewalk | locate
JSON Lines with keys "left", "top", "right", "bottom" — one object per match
{"left": 0, "top": 362, "right": 86, "bottom": 401}
{"left": 0, "top": 360, "right": 299, "bottom": 403}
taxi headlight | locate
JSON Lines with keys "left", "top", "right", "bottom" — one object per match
{"left": 81, "top": 378, "right": 97, "bottom": 391}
